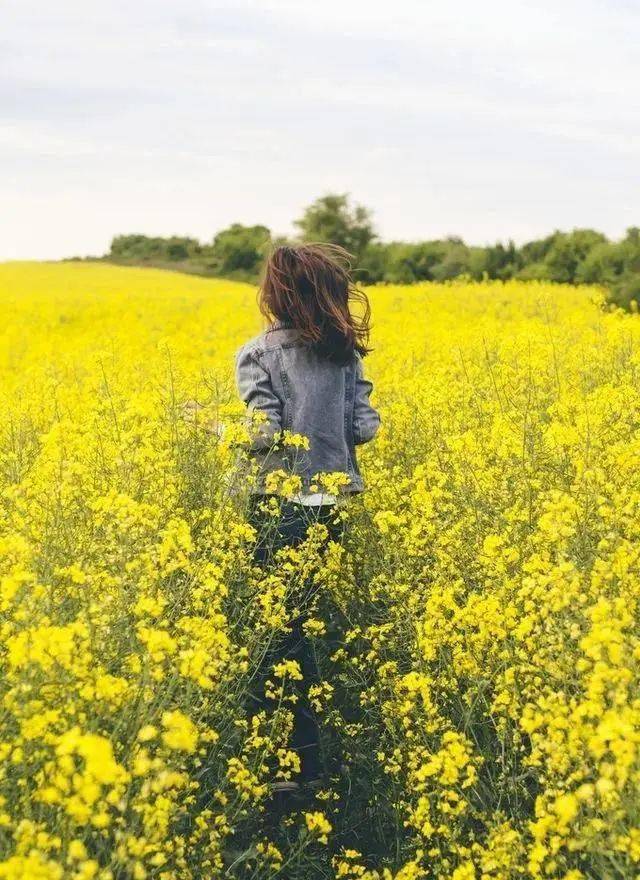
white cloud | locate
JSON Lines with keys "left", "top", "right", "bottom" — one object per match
{"left": 1, "top": 0, "right": 639, "bottom": 259}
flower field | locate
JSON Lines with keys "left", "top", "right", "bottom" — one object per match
{"left": 2, "top": 262, "right": 640, "bottom": 879}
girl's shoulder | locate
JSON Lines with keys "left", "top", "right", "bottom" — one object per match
{"left": 235, "top": 333, "right": 263, "bottom": 360}
{"left": 236, "top": 326, "right": 274, "bottom": 356}
{"left": 236, "top": 325, "right": 300, "bottom": 360}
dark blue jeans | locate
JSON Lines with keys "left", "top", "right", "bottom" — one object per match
{"left": 249, "top": 497, "right": 344, "bottom": 782}
{"left": 250, "top": 497, "right": 344, "bottom": 564}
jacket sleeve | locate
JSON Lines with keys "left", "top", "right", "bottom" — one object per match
{"left": 235, "top": 345, "right": 283, "bottom": 450}
{"left": 353, "top": 356, "right": 381, "bottom": 445}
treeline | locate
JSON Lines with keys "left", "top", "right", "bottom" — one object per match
{"left": 104, "top": 194, "right": 640, "bottom": 308}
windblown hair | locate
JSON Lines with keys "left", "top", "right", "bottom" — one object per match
{"left": 258, "top": 243, "right": 371, "bottom": 363}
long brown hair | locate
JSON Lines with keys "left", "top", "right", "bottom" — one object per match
{"left": 258, "top": 243, "right": 371, "bottom": 363}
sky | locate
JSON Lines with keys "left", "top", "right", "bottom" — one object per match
{"left": 2, "top": 0, "right": 639, "bottom": 260}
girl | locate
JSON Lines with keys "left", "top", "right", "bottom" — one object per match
{"left": 235, "top": 243, "right": 380, "bottom": 794}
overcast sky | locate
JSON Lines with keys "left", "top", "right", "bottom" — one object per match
{"left": 2, "top": 0, "right": 639, "bottom": 260}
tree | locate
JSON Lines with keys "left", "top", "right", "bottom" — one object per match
{"left": 482, "top": 241, "right": 522, "bottom": 280}
{"left": 520, "top": 233, "right": 559, "bottom": 266}
{"left": 576, "top": 241, "right": 626, "bottom": 285}
{"left": 621, "top": 227, "right": 640, "bottom": 275}
{"left": 294, "top": 194, "right": 375, "bottom": 262}
{"left": 377, "top": 243, "right": 422, "bottom": 284}
{"left": 602, "top": 228, "right": 640, "bottom": 308}
{"left": 517, "top": 262, "right": 551, "bottom": 281}
{"left": 109, "top": 234, "right": 200, "bottom": 262}
{"left": 208, "top": 224, "right": 271, "bottom": 279}
{"left": 165, "top": 237, "right": 201, "bottom": 261}
{"left": 110, "top": 235, "right": 166, "bottom": 261}
{"left": 543, "top": 229, "right": 607, "bottom": 283}
{"left": 359, "top": 242, "right": 390, "bottom": 283}
{"left": 104, "top": 215, "right": 638, "bottom": 312}
{"left": 429, "top": 238, "right": 472, "bottom": 281}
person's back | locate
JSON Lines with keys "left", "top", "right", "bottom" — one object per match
{"left": 234, "top": 242, "right": 381, "bottom": 794}
{"left": 235, "top": 243, "right": 380, "bottom": 498}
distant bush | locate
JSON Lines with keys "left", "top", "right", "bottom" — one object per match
{"left": 294, "top": 194, "right": 374, "bottom": 263}
{"left": 103, "top": 197, "right": 640, "bottom": 310}
{"left": 206, "top": 224, "right": 272, "bottom": 281}
{"left": 110, "top": 234, "right": 202, "bottom": 263}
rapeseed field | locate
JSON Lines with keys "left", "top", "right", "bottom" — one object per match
{"left": 1, "top": 262, "right": 639, "bottom": 879}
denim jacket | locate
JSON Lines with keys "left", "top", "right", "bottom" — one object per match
{"left": 235, "top": 323, "right": 380, "bottom": 494}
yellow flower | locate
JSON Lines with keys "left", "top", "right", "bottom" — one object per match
{"left": 271, "top": 660, "right": 304, "bottom": 681}
{"left": 305, "top": 811, "right": 332, "bottom": 844}
{"left": 161, "top": 711, "right": 198, "bottom": 753}
{"left": 67, "top": 840, "right": 87, "bottom": 861}
{"left": 2, "top": 262, "right": 640, "bottom": 879}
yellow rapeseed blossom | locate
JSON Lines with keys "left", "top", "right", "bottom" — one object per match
{"left": 1, "top": 263, "right": 640, "bottom": 878}
{"left": 304, "top": 811, "right": 332, "bottom": 844}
